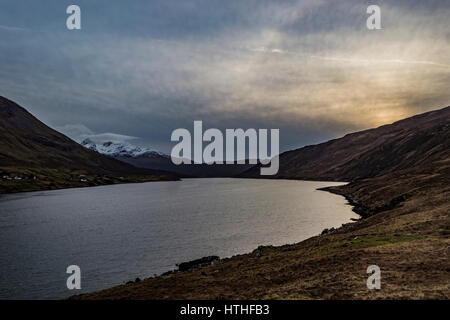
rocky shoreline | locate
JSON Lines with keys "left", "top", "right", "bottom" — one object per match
{"left": 318, "top": 186, "right": 372, "bottom": 218}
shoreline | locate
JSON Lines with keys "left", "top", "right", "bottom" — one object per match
{"left": 0, "top": 175, "right": 180, "bottom": 195}
{"left": 69, "top": 184, "right": 368, "bottom": 298}
{"left": 97, "top": 180, "right": 362, "bottom": 290}
{"left": 71, "top": 169, "right": 449, "bottom": 299}
{"left": 318, "top": 187, "right": 372, "bottom": 219}
{"left": 119, "top": 185, "right": 360, "bottom": 284}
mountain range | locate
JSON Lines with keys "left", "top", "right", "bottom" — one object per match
{"left": 0, "top": 96, "right": 177, "bottom": 193}
{"left": 81, "top": 139, "right": 254, "bottom": 178}
{"left": 1, "top": 94, "right": 449, "bottom": 194}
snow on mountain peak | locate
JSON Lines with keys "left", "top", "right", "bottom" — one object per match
{"left": 81, "top": 139, "right": 167, "bottom": 158}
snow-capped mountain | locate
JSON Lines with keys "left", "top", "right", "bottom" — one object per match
{"left": 81, "top": 138, "right": 167, "bottom": 158}
{"left": 80, "top": 139, "right": 254, "bottom": 177}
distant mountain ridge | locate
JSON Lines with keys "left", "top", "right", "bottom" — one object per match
{"left": 80, "top": 138, "right": 254, "bottom": 178}
{"left": 0, "top": 96, "right": 177, "bottom": 193}
{"left": 242, "top": 106, "right": 450, "bottom": 180}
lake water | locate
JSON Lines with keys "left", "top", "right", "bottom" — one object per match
{"left": 0, "top": 178, "right": 357, "bottom": 299}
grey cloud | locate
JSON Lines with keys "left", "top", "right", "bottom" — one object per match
{"left": 0, "top": 0, "right": 449, "bottom": 153}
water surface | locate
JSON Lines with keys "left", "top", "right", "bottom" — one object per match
{"left": 0, "top": 178, "right": 357, "bottom": 299}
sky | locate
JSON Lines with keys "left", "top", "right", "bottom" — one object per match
{"left": 0, "top": 0, "right": 449, "bottom": 154}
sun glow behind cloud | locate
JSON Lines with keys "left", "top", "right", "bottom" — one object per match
{"left": 0, "top": 0, "right": 448, "bottom": 152}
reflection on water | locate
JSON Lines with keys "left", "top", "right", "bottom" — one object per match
{"left": 0, "top": 178, "right": 357, "bottom": 299}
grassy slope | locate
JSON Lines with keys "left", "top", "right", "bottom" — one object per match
{"left": 241, "top": 106, "right": 450, "bottom": 181}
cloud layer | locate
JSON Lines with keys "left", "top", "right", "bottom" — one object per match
{"left": 0, "top": 0, "right": 449, "bottom": 152}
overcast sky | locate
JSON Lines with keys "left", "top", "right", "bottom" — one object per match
{"left": 0, "top": 0, "right": 449, "bottom": 153}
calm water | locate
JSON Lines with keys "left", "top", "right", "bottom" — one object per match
{"left": 0, "top": 178, "right": 357, "bottom": 299}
